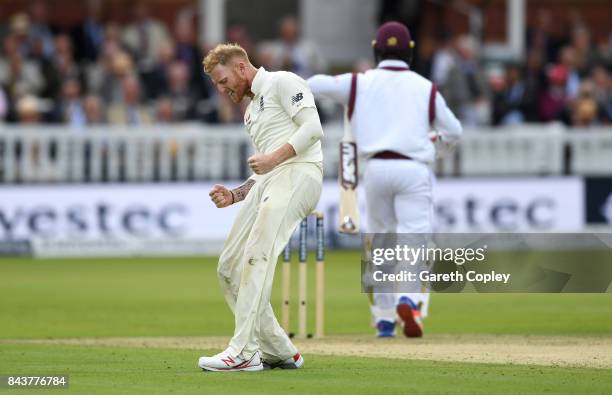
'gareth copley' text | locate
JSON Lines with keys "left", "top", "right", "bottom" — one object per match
{"left": 373, "top": 270, "right": 511, "bottom": 284}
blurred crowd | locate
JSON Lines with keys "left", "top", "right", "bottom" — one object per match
{"left": 0, "top": 2, "right": 610, "bottom": 129}
{"left": 0, "top": 1, "right": 326, "bottom": 127}
{"left": 414, "top": 9, "right": 612, "bottom": 128}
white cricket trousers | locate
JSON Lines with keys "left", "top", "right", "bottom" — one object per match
{"left": 217, "top": 162, "right": 322, "bottom": 361}
{"left": 364, "top": 158, "right": 433, "bottom": 323}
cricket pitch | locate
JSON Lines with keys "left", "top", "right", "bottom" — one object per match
{"left": 6, "top": 334, "right": 612, "bottom": 369}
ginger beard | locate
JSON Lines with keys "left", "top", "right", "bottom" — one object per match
{"left": 211, "top": 60, "right": 251, "bottom": 104}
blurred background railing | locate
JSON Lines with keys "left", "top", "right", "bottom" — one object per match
{"left": 2, "top": 124, "right": 611, "bottom": 183}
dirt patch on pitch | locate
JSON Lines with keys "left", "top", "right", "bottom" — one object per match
{"left": 6, "top": 334, "right": 612, "bottom": 369}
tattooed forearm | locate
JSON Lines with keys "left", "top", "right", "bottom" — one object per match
{"left": 231, "top": 179, "right": 256, "bottom": 203}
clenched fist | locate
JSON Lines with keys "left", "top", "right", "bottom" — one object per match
{"left": 247, "top": 153, "right": 277, "bottom": 175}
{"left": 209, "top": 184, "right": 233, "bottom": 208}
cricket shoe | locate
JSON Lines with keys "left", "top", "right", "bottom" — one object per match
{"left": 376, "top": 320, "right": 396, "bottom": 338}
{"left": 262, "top": 353, "right": 304, "bottom": 370}
{"left": 396, "top": 296, "right": 423, "bottom": 338}
{"left": 198, "top": 349, "right": 263, "bottom": 372}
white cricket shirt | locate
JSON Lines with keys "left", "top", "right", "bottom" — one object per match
{"left": 308, "top": 59, "right": 462, "bottom": 163}
{"left": 245, "top": 67, "right": 323, "bottom": 167}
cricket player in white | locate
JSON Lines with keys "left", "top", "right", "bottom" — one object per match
{"left": 308, "top": 22, "right": 462, "bottom": 338}
{"left": 198, "top": 44, "right": 323, "bottom": 371}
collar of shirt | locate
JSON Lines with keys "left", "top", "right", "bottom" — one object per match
{"left": 377, "top": 59, "right": 410, "bottom": 70}
{"left": 250, "top": 67, "right": 269, "bottom": 97}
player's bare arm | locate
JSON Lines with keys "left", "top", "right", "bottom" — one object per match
{"left": 231, "top": 179, "right": 256, "bottom": 203}
{"left": 209, "top": 179, "right": 256, "bottom": 208}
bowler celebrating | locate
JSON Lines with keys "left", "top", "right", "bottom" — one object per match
{"left": 198, "top": 44, "right": 324, "bottom": 372}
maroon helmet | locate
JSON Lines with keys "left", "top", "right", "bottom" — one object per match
{"left": 372, "top": 21, "right": 415, "bottom": 64}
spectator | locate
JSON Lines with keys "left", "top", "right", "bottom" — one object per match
{"left": 436, "top": 35, "right": 489, "bottom": 126}
{"left": 165, "top": 61, "right": 197, "bottom": 120}
{"left": 103, "top": 22, "right": 124, "bottom": 50}
{"left": 145, "top": 40, "right": 176, "bottom": 99}
{"left": 590, "top": 66, "right": 612, "bottom": 123}
{"left": 51, "top": 34, "right": 81, "bottom": 90}
{"left": 28, "top": 0, "right": 55, "bottom": 60}
{"left": 84, "top": 23, "right": 129, "bottom": 97}
{"left": 255, "top": 45, "right": 275, "bottom": 71}
{"left": 83, "top": 94, "right": 105, "bottom": 125}
{"left": 16, "top": 95, "right": 42, "bottom": 123}
{"left": 523, "top": 49, "right": 547, "bottom": 122}
{"left": 72, "top": 0, "right": 105, "bottom": 63}
{"left": 259, "top": 15, "right": 327, "bottom": 78}
{"left": 29, "top": 33, "right": 60, "bottom": 100}
{"left": 174, "top": 16, "right": 205, "bottom": 86}
{"left": 156, "top": 97, "right": 175, "bottom": 123}
{"left": 122, "top": 1, "right": 170, "bottom": 76}
{"left": 431, "top": 32, "right": 454, "bottom": 86}
{"left": 526, "top": 8, "right": 563, "bottom": 64}
{"left": 599, "top": 33, "right": 612, "bottom": 70}
{"left": 0, "top": 85, "right": 8, "bottom": 122}
{"left": 571, "top": 26, "right": 599, "bottom": 77}
{"left": 0, "top": 35, "right": 45, "bottom": 104}
{"left": 55, "top": 78, "right": 86, "bottom": 127}
{"left": 173, "top": 16, "right": 218, "bottom": 122}
{"left": 8, "top": 13, "right": 31, "bottom": 57}
{"left": 539, "top": 64, "right": 569, "bottom": 122}
{"left": 572, "top": 97, "right": 598, "bottom": 126}
{"left": 413, "top": 33, "right": 436, "bottom": 79}
{"left": 492, "top": 63, "right": 528, "bottom": 125}
{"left": 571, "top": 81, "right": 604, "bottom": 126}
{"left": 99, "top": 49, "right": 134, "bottom": 105}
{"left": 107, "top": 77, "right": 152, "bottom": 125}
{"left": 559, "top": 46, "right": 581, "bottom": 100}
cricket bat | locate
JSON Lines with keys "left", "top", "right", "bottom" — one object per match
{"left": 338, "top": 107, "right": 359, "bottom": 234}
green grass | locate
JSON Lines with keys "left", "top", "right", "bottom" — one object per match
{"left": 1, "top": 252, "right": 611, "bottom": 394}
{"left": 0, "top": 344, "right": 610, "bottom": 395}
{"left": 1, "top": 252, "right": 611, "bottom": 338}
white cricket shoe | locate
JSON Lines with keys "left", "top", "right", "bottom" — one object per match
{"left": 198, "top": 349, "right": 263, "bottom": 372}
{"left": 262, "top": 353, "right": 304, "bottom": 370}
